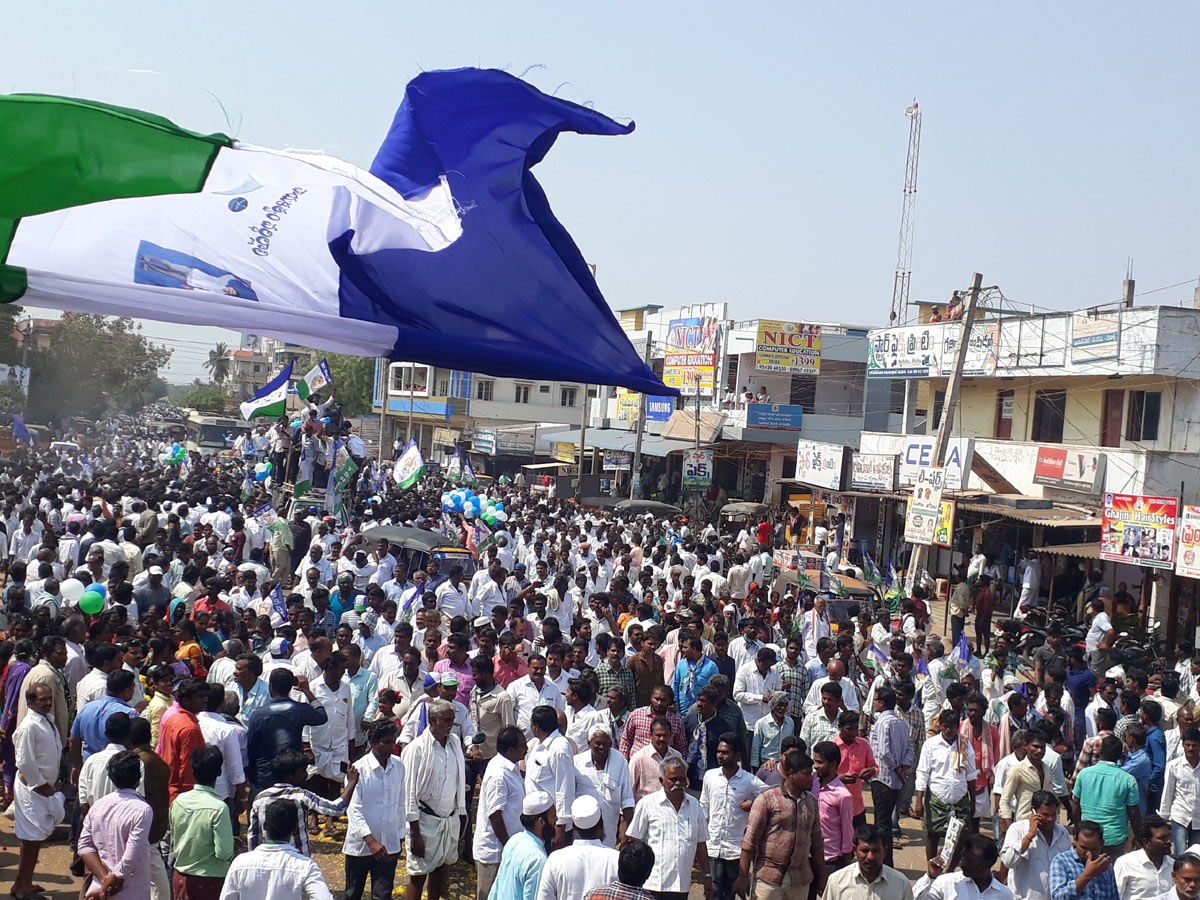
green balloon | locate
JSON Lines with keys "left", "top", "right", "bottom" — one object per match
{"left": 79, "top": 590, "right": 104, "bottom": 615}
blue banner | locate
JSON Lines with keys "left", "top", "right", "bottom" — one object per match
{"left": 746, "top": 403, "right": 804, "bottom": 431}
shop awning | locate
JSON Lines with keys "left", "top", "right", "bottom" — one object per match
{"left": 536, "top": 428, "right": 700, "bottom": 458}
{"left": 521, "top": 462, "right": 572, "bottom": 470}
{"left": 959, "top": 502, "right": 1100, "bottom": 528}
{"left": 1031, "top": 542, "right": 1102, "bottom": 559}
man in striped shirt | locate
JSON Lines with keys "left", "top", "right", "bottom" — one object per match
{"left": 247, "top": 750, "right": 358, "bottom": 856}
{"left": 618, "top": 686, "right": 687, "bottom": 760}
{"left": 868, "top": 686, "right": 913, "bottom": 868}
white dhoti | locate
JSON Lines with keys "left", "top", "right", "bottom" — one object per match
{"left": 13, "top": 780, "right": 64, "bottom": 842}
{"left": 974, "top": 788, "right": 992, "bottom": 819}
{"left": 407, "top": 811, "right": 458, "bottom": 875}
{"left": 308, "top": 743, "right": 346, "bottom": 782}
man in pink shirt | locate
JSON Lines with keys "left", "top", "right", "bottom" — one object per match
{"left": 833, "top": 710, "right": 878, "bottom": 828}
{"left": 811, "top": 741, "right": 854, "bottom": 867}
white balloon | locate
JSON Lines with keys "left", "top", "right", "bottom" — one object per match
{"left": 61, "top": 578, "right": 86, "bottom": 602}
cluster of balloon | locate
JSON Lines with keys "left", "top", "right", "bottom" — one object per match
{"left": 65, "top": 580, "right": 108, "bottom": 615}
{"left": 253, "top": 461, "right": 273, "bottom": 482}
{"left": 441, "top": 490, "right": 509, "bottom": 525}
{"left": 159, "top": 442, "right": 187, "bottom": 464}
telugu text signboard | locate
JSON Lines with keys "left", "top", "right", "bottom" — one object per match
{"left": 794, "top": 440, "right": 845, "bottom": 491}
{"left": 903, "top": 466, "right": 946, "bottom": 546}
{"left": 850, "top": 453, "right": 897, "bottom": 491}
{"left": 682, "top": 449, "right": 713, "bottom": 488}
{"left": 754, "top": 320, "right": 821, "bottom": 374}
{"left": 663, "top": 317, "right": 720, "bottom": 396}
{"left": 496, "top": 431, "right": 536, "bottom": 455}
{"left": 1031, "top": 446, "right": 1105, "bottom": 494}
{"left": 746, "top": 403, "right": 804, "bottom": 431}
{"left": 615, "top": 390, "right": 639, "bottom": 421}
{"left": 1071, "top": 311, "right": 1121, "bottom": 364}
{"left": 554, "top": 442, "right": 576, "bottom": 464}
{"left": 1101, "top": 492, "right": 1178, "bottom": 569}
{"left": 866, "top": 322, "right": 999, "bottom": 378}
{"left": 1176, "top": 505, "right": 1200, "bottom": 580}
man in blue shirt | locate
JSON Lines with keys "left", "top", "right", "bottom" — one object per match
{"left": 672, "top": 634, "right": 717, "bottom": 717}
{"left": 490, "top": 789, "right": 553, "bottom": 900}
{"left": 1121, "top": 726, "right": 1153, "bottom": 814}
{"left": 1142, "top": 698, "right": 1167, "bottom": 812}
{"left": 1049, "top": 820, "right": 1119, "bottom": 900}
{"left": 68, "top": 669, "right": 138, "bottom": 771}
{"left": 245, "top": 668, "right": 328, "bottom": 790}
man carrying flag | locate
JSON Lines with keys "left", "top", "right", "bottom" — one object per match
{"left": 393, "top": 439, "right": 425, "bottom": 491}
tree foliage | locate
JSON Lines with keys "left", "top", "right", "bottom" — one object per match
{"left": 26, "top": 314, "right": 172, "bottom": 422}
{"left": 205, "top": 343, "right": 231, "bottom": 384}
{"left": 169, "top": 379, "right": 228, "bottom": 412}
{"left": 323, "top": 353, "right": 377, "bottom": 417}
{"left": 0, "top": 382, "right": 27, "bottom": 415}
{"left": 0, "top": 303, "right": 23, "bottom": 365}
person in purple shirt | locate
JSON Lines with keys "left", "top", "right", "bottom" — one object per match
{"left": 77, "top": 749, "right": 154, "bottom": 900}
{"left": 0, "top": 639, "right": 34, "bottom": 806}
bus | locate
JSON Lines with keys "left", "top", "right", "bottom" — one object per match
{"left": 185, "top": 413, "right": 242, "bottom": 454}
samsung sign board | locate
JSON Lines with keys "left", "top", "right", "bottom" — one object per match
{"left": 646, "top": 396, "right": 675, "bottom": 422}
{"left": 897, "top": 437, "right": 974, "bottom": 491}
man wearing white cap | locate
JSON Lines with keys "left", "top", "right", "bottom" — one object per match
{"left": 490, "top": 789, "right": 554, "bottom": 900}
{"left": 537, "top": 794, "right": 620, "bottom": 900}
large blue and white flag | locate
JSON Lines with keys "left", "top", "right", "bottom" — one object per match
{"left": 0, "top": 68, "right": 668, "bottom": 395}
{"left": 11, "top": 415, "right": 33, "bottom": 445}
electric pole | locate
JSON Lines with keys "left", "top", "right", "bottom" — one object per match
{"left": 905, "top": 272, "right": 983, "bottom": 593}
{"left": 576, "top": 383, "right": 590, "bottom": 501}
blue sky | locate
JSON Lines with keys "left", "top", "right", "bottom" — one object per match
{"left": 6, "top": 3, "right": 1199, "bottom": 380}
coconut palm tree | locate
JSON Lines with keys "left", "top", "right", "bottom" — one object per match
{"left": 205, "top": 343, "right": 232, "bottom": 384}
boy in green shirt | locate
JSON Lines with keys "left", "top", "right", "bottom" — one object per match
{"left": 169, "top": 744, "right": 235, "bottom": 895}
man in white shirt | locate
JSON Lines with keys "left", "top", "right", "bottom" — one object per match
{"left": 626, "top": 757, "right": 711, "bottom": 897}
{"left": 197, "top": 684, "right": 247, "bottom": 805}
{"left": 699, "top": 734, "right": 768, "bottom": 900}
{"left": 508, "top": 656, "right": 564, "bottom": 738}
{"left": 913, "top": 709, "right": 979, "bottom": 861}
{"left": 525, "top": 705, "right": 575, "bottom": 851}
{"left": 573, "top": 725, "right": 634, "bottom": 849}
{"left": 732, "top": 648, "right": 782, "bottom": 729}
{"left": 402, "top": 702, "right": 466, "bottom": 897}
{"left": 473, "top": 726, "right": 527, "bottom": 900}
{"left": 1111, "top": 815, "right": 1173, "bottom": 900}
{"left": 1162, "top": 728, "right": 1200, "bottom": 855}
{"left": 342, "top": 719, "right": 405, "bottom": 900}
{"left": 998, "top": 790, "right": 1072, "bottom": 900}
{"left": 434, "top": 567, "right": 472, "bottom": 624}
{"left": 913, "top": 833, "right": 1013, "bottom": 900}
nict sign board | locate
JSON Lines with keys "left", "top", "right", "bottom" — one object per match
{"left": 682, "top": 449, "right": 713, "bottom": 488}
{"left": 794, "top": 440, "right": 845, "bottom": 490}
{"left": 755, "top": 320, "right": 821, "bottom": 374}
{"left": 1101, "top": 492, "right": 1178, "bottom": 570}
{"left": 903, "top": 466, "right": 946, "bottom": 546}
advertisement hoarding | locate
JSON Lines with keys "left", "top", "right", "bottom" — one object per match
{"left": 903, "top": 466, "right": 946, "bottom": 546}
{"left": 754, "top": 320, "right": 821, "bottom": 374}
{"left": 850, "top": 453, "right": 898, "bottom": 491}
{"left": 794, "top": 440, "right": 845, "bottom": 491}
{"left": 1031, "top": 446, "right": 1105, "bottom": 494}
{"left": 682, "top": 449, "right": 714, "bottom": 487}
{"left": 663, "top": 317, "right": 721, "bottom": 396}
{"left": 746, "top": 403, "right": 804, "bottom": 431}
{"left": 866, "top": 322, "right": 999, "bottom": 378}
{"left": 1176, "top": 505, "right": 1200, "bottom": 580}
{"left": 1101, "top": 492, "right": 1178, "bottom": 570}
{"left": 1071, "top": 311, "right": 1121, "bottom": 364}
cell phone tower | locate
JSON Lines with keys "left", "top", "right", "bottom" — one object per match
{"left": 889, "top": 101, "right": 922, "bottom": 324}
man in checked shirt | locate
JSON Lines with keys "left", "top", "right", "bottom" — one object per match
{"left": 868, "top": 686, "right": 913, "bottom": 868}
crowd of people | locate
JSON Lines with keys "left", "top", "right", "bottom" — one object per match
{"left": 0, "top": 409, "right": 1197, "bottom": 900}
